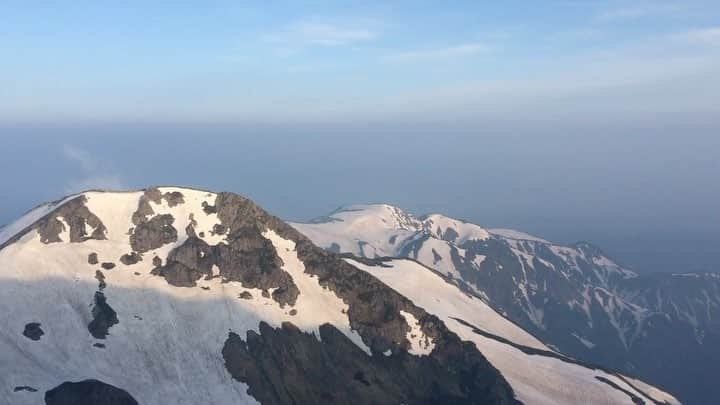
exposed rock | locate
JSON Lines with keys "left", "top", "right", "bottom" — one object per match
{"left": 222, "top": 322, "right": 519, "bottom": 405}
{"left": 88, "top": 291, "right": 118, "bottom": 339}
{"left": 212, "top": 223, "right": 226, "bottom": 236}
{"left": 239, "top": 291, "right": 253, "bottom": 299}
{"left": 22, "top": 322, "right": 44, "bottom": 341}
{"left": 101, "top": 262, "right": 116, "bottom": 270}
{"left": 163, "top": 191, "right": 185, "bottom": 207}
{"left": 129, "top": 214, "right": 178, "bottom": 253}
{"left": 119, "top": 252, "right": 142, "bottom": 266}
{"left": 151, "top": 237, "right": 214, "bottom": 287}
{"left": 150, "top": 228, "right": 300, "bottom": 306}
{"left": 88, "top": 253, "right": 99, "bottom": 265}
{"left": 93, "top": 343, "right": 106, "bottom": 349}
{"left": 45, "top": 379, "right": 138, "bottom": 405}
{"left": 34, "top": 196, "right": 107, "bottom": 244}
{"left": 14, "top": 386, "right": 38, "bottom": 392}
{"left": 95, "top": 270, "right": 106, "bottom": 290}
{"left": 201, "top": 200, "right": 217, "bottom": 214}
{"left": 131, "top": 191, "right": 156, "bottom": 226}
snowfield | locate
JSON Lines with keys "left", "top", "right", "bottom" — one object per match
{"left": 0, "top": 188, "right": 370, "bottom": 405}
{"left": 348, "top": 258, "right": 680, "bottom": 405}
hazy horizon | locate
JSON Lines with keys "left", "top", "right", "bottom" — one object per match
{"left": 2, "top": 1, "right": 719, "bottom": 273}
{"left": 1, "top": 124, "right": 718, "bottom": 274}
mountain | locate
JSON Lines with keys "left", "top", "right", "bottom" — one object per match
{"left": 0, "top": 188, "right": 678, "bottom": 405}
{"left": 292, "top": 204, "right": 719, "bottom": 405}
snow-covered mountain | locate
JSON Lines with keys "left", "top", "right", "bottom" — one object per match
{"left": 292, "top": 204, "right": 720, "bottom": 405}
{"left": 0, "top": 188, "right": 679, "bottom": 405}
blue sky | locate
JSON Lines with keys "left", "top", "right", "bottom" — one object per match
{"left": 1, "top": 1, "right": 719, "bottom": 274}
{"left": 2, "top": 0, "right": 720, "bottom": 123}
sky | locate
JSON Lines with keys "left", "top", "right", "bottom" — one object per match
{"left": 1, "top": 1, "right": 719, "bottom": 273}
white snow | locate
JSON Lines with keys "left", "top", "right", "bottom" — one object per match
{"left": 345, "top": 258, "right": 548, "bottom": 351}
{"left": 0, "top": 188, "right": 375, "bottom": 405}
{"left": 261, "top": 229, "right": 371, "bottom": 355}
{"left": 399, "top": 310, "right": 435, "bottom": 356}
{"left": 572, "top": 333, "right": 596, "bottom": 349}
{"left": 290, "top": 205, "right": 491, "bottom": 261}
{"left": 422, "top": 214, "right": 490, "bottom": 243}
{"left": 347, "top": 258, "right": 680, "bottom": 405}
{"left": 489, "top": 228, "right": 551, "bottom": 243}
{"left": 0, "top": 194, "right": 79, "bottom": 246}
{"left": 0, "top": 190, "right": 680, "bottom": 405}
{"left": 292, "top": 204, "right": 420, "bottom": 258}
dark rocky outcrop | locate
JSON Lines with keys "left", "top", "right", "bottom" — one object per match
{"left": 95, "top": 270, "right": 106, "bottom": 290}
{"left": 88, "top": 253, "right": 99, "bottom": 265}
{"left": 36, "top": 196, "right": 107, "bottom": 244}
{"left": 0, "top": 196, "right": 106, "bottom": 250}
{"left": 120, "top": 252, "right": 142, "bottom": 265}
{"left": 150, "top": 209, "right": 300, "bottom": 306}
{"left": 129, "top": 214, "right": 178, "bottom": 253}
{"left": 151, "top": 236, "right": 215, "bottom": 287}
{"left": 88, "top": 291, "right": 118, "bottom": 339}
{"left": 128, "top": 188, "right": 186, "bottom": 253}
{"left": 22, "top": 322, "right": 44, "bottom": 341}
{"left": 101, "top": 262, "right": 116, "bottom": 270}
{"left": 13, "top": 386, "right": 38, "bottom": 392}
{"left": 163, "top": 191, "right": 185, "bottom": 207}
{"left": 131, "top": 187, "right": 185, "bottom": 226}
{"left": 223, "top": 322, "right": 519, "bottom": 405}
{"left": 45, "top": 379, "right": 138, "bottom": 405}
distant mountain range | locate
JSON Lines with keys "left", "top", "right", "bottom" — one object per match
{"left": 292, "top": 204, "right": 720, "bottom": 405}
{"left": 0, "top": 188, "right": 680, "bottom": 404}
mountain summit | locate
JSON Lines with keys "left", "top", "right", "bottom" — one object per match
{"left": 292, "top": 204, "right": 720, "bottom": 405}
{"left": 1, "top": 188, "right": 678, "bottom": 404}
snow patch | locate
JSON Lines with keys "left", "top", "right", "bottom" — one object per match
{"left": 489, "top": 229, "right": 550, "bottom": 243}
{"left": 400, "top": 310, "right": 434, "bottom": 356}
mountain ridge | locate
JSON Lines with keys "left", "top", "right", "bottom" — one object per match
{"left": 291, "top": 203, "right": 719, "bottom": 404}
{"left": 0, "top": 187, "right": 679, "bottom": 404}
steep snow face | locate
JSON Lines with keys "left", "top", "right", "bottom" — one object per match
{"left": 0, "top": 188, "right": 375, "bottom": 404}
{"left": 348, "top": 258, "right": 680, "bottom": 405}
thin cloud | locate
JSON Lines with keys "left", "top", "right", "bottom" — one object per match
{"left": 62, "top": 145, "right": 126, "bottom": 193}
{"left": 383, "top": 43, "right": 493, "bottom": 63}
{"left": 596, "top": 3, "right": 680, "bottom": 22}
{"left": 265, "top": 21, "right": 380, "bottom": 55}
{"left": 675, "top": 27, "right": 720, "bottom": 45}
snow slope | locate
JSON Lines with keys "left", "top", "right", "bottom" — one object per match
{"left": 348, "top": 258, "right": 680, "bottom": 405}
{"left": 0, "top": 188, "right": 371, "bottom": 404}
{"left": 292, "top": 203, "right": 715, "bottom": 403}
